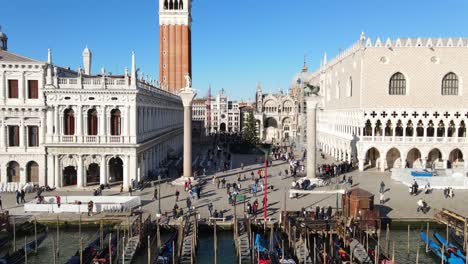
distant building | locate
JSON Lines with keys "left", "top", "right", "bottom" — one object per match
{"left": 253, "top": 82, "right": 299, "bottom": 144}
{"left": 191, "top": 89, "right": 241, "bottom": 134}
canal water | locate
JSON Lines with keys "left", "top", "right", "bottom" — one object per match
{"left": 3, "top": 226, "right": 448, "bottom": 263}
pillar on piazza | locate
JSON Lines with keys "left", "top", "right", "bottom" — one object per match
{"left": 305, "top": 95, "right": 321, "bottom": 179}
{"left": 172, "top": 74, "right": 197, "bottom": 185}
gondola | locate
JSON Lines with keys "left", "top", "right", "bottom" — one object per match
{"left": 449, "top": 228, "right": 465, "bottom": 249}
{"left": 155, "top": 232, "right": 178, "bottom": 264}
{"left": 272, "top": 230, "right": 296, "bottom": 264}
{"left": 348, "top": 238, "right": 372, "bottom": 264}
{"left": 420, "top": 231, "right": 447, "bottom": 262}
{"left": 0, "top": 233, "right": 10, "bottom": 248}
{"left": 0, "top": 230, "right": 48, "bottom": 264}
{"left": 15, "top": 221, "right": 47, "bottom": 236}
{"left": 93, "top": 232, "right": 118, "bottom": 264}
{"left": 434, "top": 232, "right": 466, "bottom": 261}
{"left": 66, "top": 237, "right": 101, "bottom": 264}
{"left": 254, "top": 234, "right": 272, "bottom": 264}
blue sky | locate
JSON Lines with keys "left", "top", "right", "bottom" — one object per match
{"left": 2, "top": 0, "right": 468, "bottom": 100}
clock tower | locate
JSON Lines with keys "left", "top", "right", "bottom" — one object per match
{"left": 159, "top": 0, "right": 192, "bottom": 93}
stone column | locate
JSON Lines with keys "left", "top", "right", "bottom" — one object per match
{"left": 180, "top": 88, "right": 196, "bottom": 178}
{"left": 306, "top": 96, "right": 320, "bottom": 179}
{"left": 100, "top": 155, "right": 107, "bottom": 185}
{"left": 77, "top": 155, "right": 83, "bottom": 188}
{"left": 54, "top": 155, "right": 60, "bottom": 188}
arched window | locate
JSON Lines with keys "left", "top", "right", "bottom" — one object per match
{"left": 169, "top": 0, "right": 173, "bottom": 9}
{"left": 174, "top": 0, "right": 178, "bottom": 9}
{"left": 336, "top": 81, "right": 340, "bottom": 99}
{"left": 442, "top": 72, "right": 459, "bottom": 95}
{"left": 389, "top": 72, "right": 406, "bottom": 95}
{"left": 110, "top": 109, "right": 121, "bottom": 136}
{"left": 163, "top": 0, "right": 168, "bottom": 9}
{"left": 179, "top": 0, "right": 184, "bottom": 9}
{"left": 64, "top": 108, "right": 75, "bottom": 135}
{"left": 87, "top": 109, "right": 98, "bottom": 135}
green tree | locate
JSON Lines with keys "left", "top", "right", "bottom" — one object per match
{"left": 243, "top": 110, "right": 259, "bottom": 145}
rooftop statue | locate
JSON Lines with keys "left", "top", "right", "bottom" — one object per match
{"left": 303, "top": 82, "right": 320, "bottom": 97}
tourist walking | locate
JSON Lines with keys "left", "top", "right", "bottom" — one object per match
{"left": 128, "top": 186, "right": 133, "bottom": 196}
{"left": 379, "top": 192, "right": 385, "bottom": 204}
{"left": 88, "top": 200, "right": 94, "bottom": 216}
{"left": 153, "top": 188, "right": 158, "bottom": 201}
{"left": 380, "top": 181, "right": 385, "bottom": 193}
{"left": 20, "top": 189, "right": 26, "bottom": 203}
{"left": 0, "top": 196, "right": 2, "bottom": 211}
{"left": 56, "top": 195, "right": 61, "bottom": 208}
{"left": 175, "top": 190, "right": 180, "bottom": 202}
{"left": 120, "top": 183, "right": 123, "bottom": 193}
{"left": 208, "top": 203, "right": 213, "bottom": 217}
{"left": 15, "top": 190, "right": 20, "bottom": 204}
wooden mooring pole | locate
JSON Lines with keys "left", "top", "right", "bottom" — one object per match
{"left": 34, "top": 217, "right": 37, "bottom": 254}
{"left": 416, "top": 244, "right": 420, "bottom": 264}
{"left": 214, "top": 221, "right": 217, "bottom": 264}
{"left": 56, "top": 216, "right": 60, "bottom": 257}
{"left": 147, "top": 235, "right": 151, "bottom": 264}
{"left": 386, "top": 224, "right": 390, "bottom": 255}
{"left": 24, "top": 236, "right": 27, "bottom": 264}
{"left": 464, "top": 217, "right": 467, "bottom": 251}
{"left": 80, "top": 238, "right": 83, "bottom": 264}
{"left": 109, "top": 233, "right": 112, "bottom": 264}
{"left": 426, "top": 222, "right": 429, "bottom": 253}
{"left": 12, "top": 217, "right": 16, "bottom": 251}
{"left": 407, "top": 225, "right": 410, "bottom": 255}
{"left": 52, "top": 238, "right": 56, "bottom": 264}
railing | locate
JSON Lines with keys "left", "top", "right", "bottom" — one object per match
{"left": 109, "top": 136, "right": 122, "bottom": 143}
{"left": 84, "top": 136, "right": 98, "bottom": 143}
{"left": 53, "top": 135, "right": 133, "bottom": 144}
{"left": 56, "top": 77, "right": 181, "bottom": 101}
{"left": 61, "top": 135, "right": 75, "bottom": 143}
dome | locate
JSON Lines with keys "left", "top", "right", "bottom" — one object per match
{"left": 0, "top": 26, "right": 7, "bottom": 40}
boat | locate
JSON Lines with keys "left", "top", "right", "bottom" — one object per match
{"left": 15, "top": 221, "right": 47, "bottom": 236}
{"left": 155, "top": 232, "right": 178, "bottom": 264}
{"left": 449, "top": 228, "right": 465, "bottom": 249}
{"left": 0, "top": 233, "right": 10, "bottom": 248}
{"left": 254, "top": 234, "right": 272, "bottom": 264}
{"left": 272, "top": 230, "right": 296, "bottom": 264}
{"left": 0, "top": 230, "right": 48, "bottom": 264}
{"left": 66, "top": 237, "right": 100, "bottom": 264}
{"left": 93, "top": 232, "right": 118, "bottom": 264}
{"left": 434, "top": 232, "right": 466, "bottom": 261}
{"left": 420, "top": 231, "right": 448, "bottom": 263}
{"left": 349, "top": 238, "right": 372, "bottom": 264}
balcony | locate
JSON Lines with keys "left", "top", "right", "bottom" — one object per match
{"left": 54, "top": 135, "right": 134, "bottom": 144}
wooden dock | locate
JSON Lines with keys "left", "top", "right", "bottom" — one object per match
{"left": 234, "top": 217, "right": 251, "bottom": 264}
{"left": 178, "top": 213, "right": 198, "bottom": 264}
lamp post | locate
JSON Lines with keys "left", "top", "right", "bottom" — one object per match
{"left": 158, "top": 174, "right": 162, "bottom": 215}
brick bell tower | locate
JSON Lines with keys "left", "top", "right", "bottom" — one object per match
{"left": 159, "top": 0, "right": 192, "bottom": 93}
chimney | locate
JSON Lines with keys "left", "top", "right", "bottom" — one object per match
{"left": 82, "top": 46, "right": 92, "bottom": 75}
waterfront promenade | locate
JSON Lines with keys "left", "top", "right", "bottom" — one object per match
{"left": 3, "top": 148, "right": 468, "bottom": 223}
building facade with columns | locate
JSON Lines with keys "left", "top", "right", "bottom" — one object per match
{"left": 192, "top": 89, "right": 241, "bottom": 134}
{"left": 0, "top": 29, "right": 183, "bottom": 188}
{"left": 253, "top": 82, "right": 299, "bottom": 144}
{"left": 295, "top": 33, "right": 468, "bottom": 172}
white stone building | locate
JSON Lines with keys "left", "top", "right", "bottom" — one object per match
{"left": 296, "top": 33, "right": 468, "bottom": 172}
{"left": 0, "top": 29, "right": 183, "bottom": 189}
{"left": 253, "top": 82, "right": 299, "bottom": 144}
